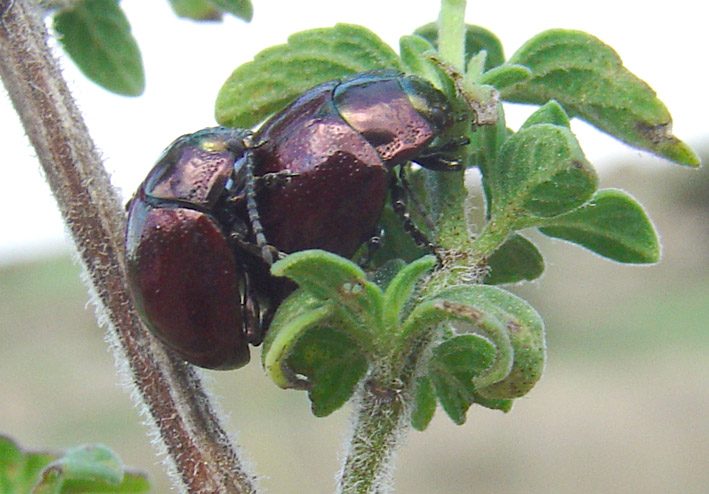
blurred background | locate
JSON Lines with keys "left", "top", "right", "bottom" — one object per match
{"left": 1, "top": 1, "right": 707, "bottom": 493}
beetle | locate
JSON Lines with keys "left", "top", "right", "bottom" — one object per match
{"left": 250, "top": 69, "right": 461, "bottom": 260}
{"left": 125, "top": 127, "right": 256, "bottom": 370}
{"left": 125, "top": 70, "right": 464, "bottom": 370}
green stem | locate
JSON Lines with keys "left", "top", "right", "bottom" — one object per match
{"left": 437, "top": 0, "right": 466, "bottom": 69}
{"left": 337, "top": 366, "right": 409, "bottom": 494}
{"left": 338, "top": 2, "right": 472, "bottom": 491}
{"left": 427, "top": 0, "right": 471, "bottom": 256}
{"left": 470, "top": 214, "right": 515, "bottom": 259}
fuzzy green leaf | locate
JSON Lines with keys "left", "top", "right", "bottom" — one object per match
{"left": 168, "top": 0, "right": 222, "bottom": 20}
{"left": 261, "top": 292, "right": 370, "bottom": 415}
{"left": 286, "top": 326, "right": 369, "bottom": 417}
{"left": 503, "top": 29, "right": 700, "bottom": 167}
{"left": 0, "top": 436, "right": 149, "bottom": 494}
{"left": 469, "top": 103, "right": 510, "bottom": 175}
{"left": 471, "top": 393, "right": 514, "bottom": 412}
{"left": 209, "top": 0, "right": 252, "bottom": 21}
{"left": 485, "top": 233, "right": 544, "bottom": 284}
{"left": 428, "top": 335, "right": 497, "bottom": 424}
{"left": 262, "top": 291, "right": 337, "bottom": 389}
{"left": 54, "top": 0, "right": 144, "bottom": 96}
{"left": 263, "top": 251, "right": 384, "bottom": 405}
{"left": 433, "top": 286, "right": 546, "bottom": 400}
{"left": 478, "top": 63, "right": 532, "bottom": 91}
{"left": 368, "top": 259, "right": 407, "bottom": 291}
{"left": 410, "top": 376, "right": 437, "bottom": 431}
{"left": 382, "top": 255, "right": 437, "bottom": 329}
{"left": 270, "top": 249, "right": 383, "bottom": 330}
{"left": 1, "top": 435, "right": 55, "bottom": 494}
{"left": 486, "top": 122, "right": 598, "bottom": 220}
{"left": 521, "top": 100, "right": 570, "bottom": 128}
{"left": 538, "top": 188, "right": 660, "bottom": 263}
{"left": 414, "top": 23, "right": 505, "bottom": 70}
{"left": 215, "top": 24, "right": 402, "bottom": 128}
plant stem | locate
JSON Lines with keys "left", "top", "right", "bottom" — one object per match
{"left": 427, "top": 0, "right": 472, "bottom": 255}
{"left": 0, "top": 2, "right": 258, "bottom": 493}
{"left": 338, "top": 2, "right": 473, "bottom": 492}
{"left": 337, "top": 367, "right": 409, "bottom": 494}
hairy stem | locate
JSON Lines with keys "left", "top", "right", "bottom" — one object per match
{"left": 0, "top": 2, "right": 258, "bottom": 493}
{"left": 337, "top": 371, "right": 410, "bottom": 494}
{"left": 337, "top": 2, "right": 471, "bottom": 491}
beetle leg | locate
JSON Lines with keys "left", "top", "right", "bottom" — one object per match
{"left": 242, "top": 271, "right": 264, "bottom": 346}
{"left": 356, "top": 225, "right": 385, "bottom": 267}
{"left": 230, "top": 234, "right": 282, "bottom": 263}
{"left": 397, "top": 166, "right": 436, "bottom": 232}
{"left": 256, "top": 170, "right": 302, "bottom": 189}
{"left": 414, "top": 135, "right": 468, "bottom": 171}
{"left": 389, "top": 172, "right": 442, "bottom": 262}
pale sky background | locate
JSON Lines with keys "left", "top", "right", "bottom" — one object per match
{"left": 1, "top": 0, "right": 706, "bottom": 264}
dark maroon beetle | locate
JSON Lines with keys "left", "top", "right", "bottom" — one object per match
{"left": 125, "top": 127, "right": 254, "bottom": 370}
{"left": 251, "top": 69, "right": 460, "bottom": 260}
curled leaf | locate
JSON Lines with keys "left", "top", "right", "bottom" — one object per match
{"left": 434, "top": 285, "right": 546, "bottom": 400}
{"left": 428, "top": 334, "right": 497, "bottom": 424}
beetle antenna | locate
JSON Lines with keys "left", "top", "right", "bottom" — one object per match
{"left": 241, "top": 148, "right": 274, "bottom": 265}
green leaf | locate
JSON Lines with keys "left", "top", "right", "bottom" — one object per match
{"left": 538, "top": 188, "right": 660, "bottom": 263}
{"left": 410, "top": 376, "right": 437, "bottom": 431}
{"left": 34, "top": 444, "right": 150, "bottom": 493}
{"left": 486, "top": 123, "right": 598, "bottom": 220}
{"left": 471, "top": 393, "right": 513, "bottom": 412}
{"left": 215, "top": 24, "right": 402, "bottom": 128}
{"left": 434, "top": 286, "right": 546, "bottom": 400}
{"left": 1, "top": 435, "right": 55, "bottom": 494}
{"left": 209, "top": 0, "right": 252, "bottom": 21}
{"left": 398, "top": 34, "right": 454, "bottom": 96}
{"left": 478, "top": 63, "right": 532, "bottom": 91}
{"left": 168, "top": 0, "right": 222, "bottom": 20}
{"left": 263, "top": 251, "right": 384, "bottom": 406}
{"left": 382, "top": 255, "right": 437, "bottom": 329}
{"left": 368, "top": 259, "right": 407, "bottom": 291}
{"left": 503, "top": 29, "right": 700, "bottom": 167}
{"left": 262, "top": 291, "right": 338, "bottom": 389}
{"left": 271, "top": 250, "right": 383, "bottom": 331}
{"left": 414, "top": 23, "right": 505, "bottom": 70}
{"left": 485, "top": 233, "right": 544, "bottom": 284}
{"left": 521, "top": 99, "right": 570, "bottom": 128}
{"left": 428, "top": 335, "right": 497, "bottom": 424}
{"left": 54, "top": 0, "right": 145, "bottom": 96}
{"left": 0, "top": 435, "right": 149, "bottom": 494}
{"left": 286, "top": 325, "right": 369, "bottom": 417}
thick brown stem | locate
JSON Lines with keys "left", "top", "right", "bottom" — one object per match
{"left": 0, "top": 1, "right": 258, "bottom": 492}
